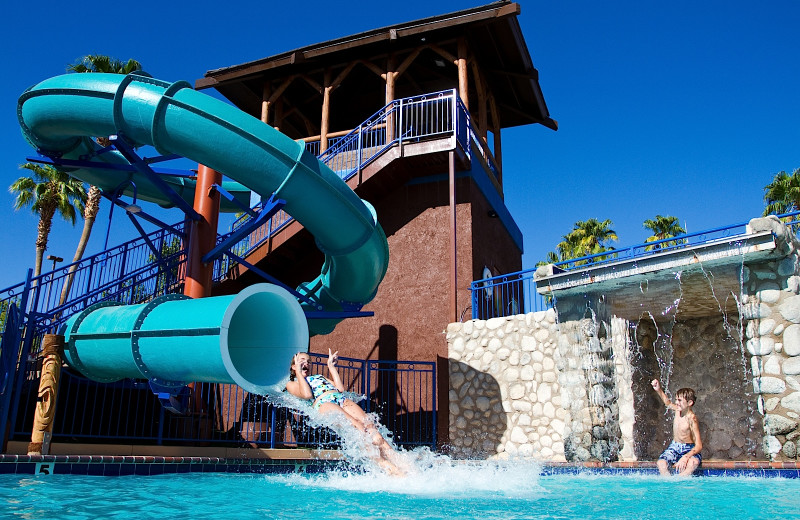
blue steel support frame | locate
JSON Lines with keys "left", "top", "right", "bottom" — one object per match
{"left": 202, "top": 194, "right": 285, "bottom": 264}
{"left": 110, "top": 136, "right": 201, "bottom": 221}
{"left": 6, "top": 271, "right": 36, "bottom": 443}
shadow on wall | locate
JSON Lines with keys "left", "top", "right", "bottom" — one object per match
{"left": 448, "top": 360, "right": 505, "bottom": 459}
{"left": 631, "top": 315, "right": 762, "bottom": 460}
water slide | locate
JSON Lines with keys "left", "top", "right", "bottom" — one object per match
{"left": 17, "top": 72, "right": 389, "bottom": 393}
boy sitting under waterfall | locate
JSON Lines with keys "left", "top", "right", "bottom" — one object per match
{"left": 650, "top": 380, "right": 703, "bottom": 476}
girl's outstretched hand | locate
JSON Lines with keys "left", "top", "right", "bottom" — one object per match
{"left": 327, "top": 348, "right": 339, "bottom": 368}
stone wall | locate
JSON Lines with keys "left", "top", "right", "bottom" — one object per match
{"left": 740, "top": 217, "right": 800, "bottom": 460}
{"left": 447, "top": 308, "right": 761, "bottom": 462}
{"left": 446, "top": 309, "right": 636, "bottom": 461}
{"left": 446, "top": 216, "right": 800, "bottom": 462}
{"left": 630, "top": 316, "right": 761, "bottom": 461}
{"left": 446, "top": 310, "right": 566, "bottom": 460}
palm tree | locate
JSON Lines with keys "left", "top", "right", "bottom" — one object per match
{"left": 58, "top": 55, "right": 144, "bottom": 305}
{"left": 571, "top": 218, "right": 618, "bottom": 257}
{"left": 546, "top": 219, "right": 617, "bottom": 265}
{"left": 66, "top": 54, "right": 142, "bottom": 75}
{"left": 643, "top": 215, "right": 687, "bottom": 251}
{"left": 9, "top": 163, "right": 87, "bottom": 278}
{"left": 555, "top": 230, "right": 583, "bottom": 261}
{"left": 763, "top": 168, "right": 800, "bottom": 217}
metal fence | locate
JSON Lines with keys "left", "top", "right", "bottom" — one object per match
{"left": 470, "top": 212, "right": 800, "bottom": 320}
{"left": 0, "top": 224, "right": 188, "bottom": 449}
{"left": 7, "top": 351, "right": 436, "bottom": 450}
{"left": 470, "top": 269, "right": 550, "bottom": 321}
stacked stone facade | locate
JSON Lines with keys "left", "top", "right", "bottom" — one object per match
{"left": 740, "top": 218, "right": 800, "bottom": 460}
{"left": 447, "top": 216, "right": 800, "bottom": 462}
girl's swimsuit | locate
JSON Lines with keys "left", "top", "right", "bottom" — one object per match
{"left": 306, "top": 374, "right": 347, "bottom": 409}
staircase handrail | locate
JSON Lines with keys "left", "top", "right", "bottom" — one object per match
{"left": 0, "top": 222, "right": 186, "bottom": 335}
{"left": 218, "top": 89, "right": 471, "bottom": 281}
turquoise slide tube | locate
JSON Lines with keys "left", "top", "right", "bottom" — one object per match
{"left": 18, "top": 72, "right": 390, "bottom": 387}
{"left": 63, "top": 284, "right": 308, "bottom": 393}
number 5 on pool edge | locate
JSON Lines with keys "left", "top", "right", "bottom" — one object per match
{"left": 35, "top": 462, "right": 54, "bottom": 475}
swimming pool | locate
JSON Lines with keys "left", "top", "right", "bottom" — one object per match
{"left": 1, "top": 460, "right": 798, "bottom": 519}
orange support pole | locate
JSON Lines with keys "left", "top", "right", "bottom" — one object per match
{"left": 184, "top": 165, "right": 222, "bottom": 435}
{"left": 184, "top": 164, "right": 222, "bottom": 299}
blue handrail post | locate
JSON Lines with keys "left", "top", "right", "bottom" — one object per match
{"left": 471, "top": 282, "right": 479, "bottom": 320}
{"left": 157, "top": 406, "right": 165, "bottom": 445}
{"left": 398, "top": 99, "right": 404, "bottom": 150}
{"left": 7, "top": 270, "right": 37, "bottom": 441}
{"left": 84, "top": 256, "right": 95, "bottom": 298}
{"left": 451, "top": 89, "right": 457, "bottom": 148}
{"left": 117, "top": 242, "right": 130, "bottom": 303}
{"left": 363, "top": 360, "right": 371, "bottom": 414}
{"left": 357, "top": 124, "right": 363, "bottom": 178}
{"left": 269, "top": 405, "right": 276, "bottom": 449}
{"left": 431, "top": 359, "right": 437, "bottom": 449}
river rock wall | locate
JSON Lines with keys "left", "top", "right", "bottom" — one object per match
{"left": 446, "top": 310, "right": 637, "bottom": 461}
{"left": 447, "top": 216, "right": 800, "bottom": 462}
{"left": 740, "top": 217, "right": 800, "bottom": 460}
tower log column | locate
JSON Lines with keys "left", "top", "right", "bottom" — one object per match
{"left": 457, "top": 38, "right": 469, "bottom": 109}
{"left": 320, "top": 70, "right": 332, "bottom": 153}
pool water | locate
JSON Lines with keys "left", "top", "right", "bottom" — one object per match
{"left": 1, "top": 460, "right": 798, "bottom": 519}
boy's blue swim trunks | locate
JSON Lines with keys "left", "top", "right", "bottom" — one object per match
{"left": 659, "top": 441, "right": 702, "bottom": 465}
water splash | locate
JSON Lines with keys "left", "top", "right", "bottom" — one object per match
{"left": 268, "top": 456, "right": 545, "bottom": 497}
{"left": 248, "top": 381, "right": 408, "bottom": 474}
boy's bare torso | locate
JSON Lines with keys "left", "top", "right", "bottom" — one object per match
{"left": 672, "top": 409, "right": 697, "bottom": 444}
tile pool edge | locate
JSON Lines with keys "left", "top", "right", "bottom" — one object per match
{"left": 2, "top": 453, "right": 799, "bottom": 477}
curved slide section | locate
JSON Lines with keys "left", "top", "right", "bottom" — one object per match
{"left": 63, "top": 284, "right": 307, "bottom": 393}
{"left": 18, "top": 72, "right": 390, "bottom": 389}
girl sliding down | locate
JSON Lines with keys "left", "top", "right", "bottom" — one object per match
{"left": 285, "top": 349, "right": 405, "bottom": 475}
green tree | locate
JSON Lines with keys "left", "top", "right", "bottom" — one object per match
{"left": 66, "top": 54, "right": 142, "bottom": 76}
{"left": 9, "top": 163, "right": 87, "bottom": 278}
{"left": 643, "top": 215, "right": 687, "bottom": 251}
{"left": 536, "top": 251, "right": 560, "bottom": 267}
{"left": 543, "top": 218, "right": 618, "bottom": 266}
{"left": 567, "top": 218, "right": 618, "bottom": 258}
{"left": 58, "top": 55, "right": 144, "bottom": 306}
{"left": 763, "top": 168, "right": 800, "bottom": 217}
{"left": 149, "top": 236, "right": 184, "bottom": 297}
{"left": 555, "top": 230, "right": 584, "bottom": 261}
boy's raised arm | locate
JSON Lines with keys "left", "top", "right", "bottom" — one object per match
{"left": 651, "top": 379, "right": 676, "bottom": 410}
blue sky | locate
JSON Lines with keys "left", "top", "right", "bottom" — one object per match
{"left": 1, "top": 0, "right": 798, "bottom": 290}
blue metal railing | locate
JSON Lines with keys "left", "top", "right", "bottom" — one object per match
{"left": 470, "top": 211, "right": 800, "bottom": 320}
{"left": 302, "top": 136, "right": 344, "bottom": 157}
{"left": 552, "top": 210, "right": 800, "bottom": 272}
{"left": 216, "top": 89, "right": 498, "bottom": 280}
{"left": 8, "top": 351, "right": 436, "bottom": 450}
{"left": 471, "top": 269, "right": 549, "bottom": 321}
{"left": 0, "top": 224, "right": 186, "bottom": 336}
{"left": 0, "top": 224, "right": 187, "bottom": 448}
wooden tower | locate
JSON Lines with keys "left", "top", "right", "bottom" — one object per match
{"left": 196, "top": 1, "right": 556, "bottom": 446}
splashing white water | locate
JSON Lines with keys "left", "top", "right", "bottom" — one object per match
{"left": 247, "top": 380, "right": 416, "bottom": 474}
{"left": 269, "top": 455, "right": 545, "bottom": 498}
